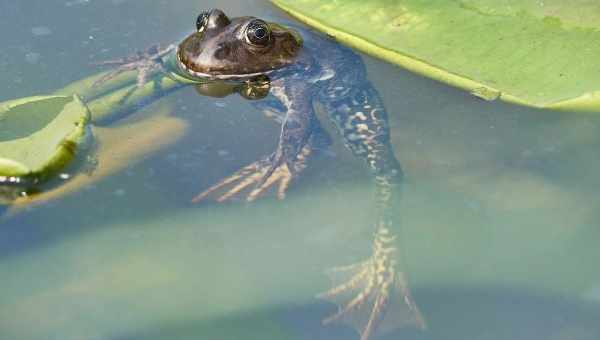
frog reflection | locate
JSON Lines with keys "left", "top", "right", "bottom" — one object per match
{"left": 193, "top": 75, "right": 271, "bottom": 101}
{"left": 87, "top": 9, "right": 426, "bottom": 340}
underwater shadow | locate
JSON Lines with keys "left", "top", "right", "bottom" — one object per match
{"left": 107, "top": 287, "right": 600, "bottom": 340}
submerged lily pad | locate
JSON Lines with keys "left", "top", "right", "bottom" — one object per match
{"left": 271, "top": 0, "right": 600, "bottom": 112}
{"left": 0, "top": 95, "right": 90, "bottom": 180}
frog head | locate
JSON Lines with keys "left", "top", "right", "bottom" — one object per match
{"left": 176, "top": 9, "right": 303, "bottom": 81}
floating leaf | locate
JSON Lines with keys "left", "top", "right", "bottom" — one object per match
{"left": 0, "top": 95, "right": 90, "bottom": 180}
{"left": 6, "top": 103, "right": 187, "bottom": 216}
{"left": 271, "top": 0, "right": 600, "bottom": 112}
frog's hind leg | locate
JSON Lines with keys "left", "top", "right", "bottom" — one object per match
{"left": 318, "top": 85, "right": 425, "bottom": 339}
{"left": 319, "top": 221, "right": 425, "bottom": 339}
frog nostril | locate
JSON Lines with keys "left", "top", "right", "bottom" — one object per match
{"left": 214, "top": 43, "right": 231, "bottom": 60}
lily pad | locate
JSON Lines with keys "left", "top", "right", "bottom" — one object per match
{"left": 6, "top": 102, "right": 188, "bottom": 217}
{"left": 0, "top": 95, "right": 90, "bottom": 180}
{"left": 271, "top": 0, "right": 600, "bottom": 112}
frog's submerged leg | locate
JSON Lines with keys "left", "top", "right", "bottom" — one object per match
{"left": 317, "top": 85, "right": 425, "bottom": 339}
{"left": 191, "top": 143, "right": 312, "bottom": 203}
{"left": 192, "top": 84, "right": 326, "bottom": 203}
{"left": 251, "top": 96, "right": 287, "bottom": 123}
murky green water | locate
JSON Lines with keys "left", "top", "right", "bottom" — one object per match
{"left": 2, "top": 1, "right": 600, "bottom": 340}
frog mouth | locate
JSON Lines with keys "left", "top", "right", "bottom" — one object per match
{"left": 175, "top": 46, "right": 274, "bottom": 82}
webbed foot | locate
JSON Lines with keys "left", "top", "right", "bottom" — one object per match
{"left": 319, "top": 228, "right": 426, "bottom": 340}
{"left": 191, "top": 146, "right": 311, "bottom": 203}
{"left": 93, "top": 44, "right": 175, "bottom": 87}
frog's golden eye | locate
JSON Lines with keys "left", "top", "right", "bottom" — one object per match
{"left": 196, "top": 11, "right": 210, "bottom": 32}
{"left": 245, "top": 20, "right": 271, "bottom": 47}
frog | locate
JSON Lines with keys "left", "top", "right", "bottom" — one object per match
{"left": 96, "top": 8, "right": 425, "bottom": 340}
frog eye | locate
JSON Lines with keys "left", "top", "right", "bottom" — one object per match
{"left": 245, "top": 20, "right": 271, "bottom": 47}
{"left": 196, "top": 11, "right": 210, "bottom": 32}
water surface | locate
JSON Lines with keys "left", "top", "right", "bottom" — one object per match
{"left": 1, "top": 1, "right": 600, "bottom": 340}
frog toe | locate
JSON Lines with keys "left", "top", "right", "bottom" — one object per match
{"left": 191, "top": 161, "right": 263, "bottom": 203}
{"left": 92, "top": 44, "right": 175, "bottom": 87}
{"left": 247, "top": 163, "right": 292, "bottom": 201}
{"left": 191, "top": 157, "right": 294, "bottom": 203}
{"left": 319, "top": 256, "right": 425, "bottom": 340}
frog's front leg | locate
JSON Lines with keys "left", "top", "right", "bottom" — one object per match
{"left": 93, "top": 44, "right": 175, "bottom": 87}
{"left": 191, "top": 143, "right": 310, "bottom": 203}
{"left": 192, "top": 83, "right": 320, "bottom": 203}
{"left": 318, "top": 85, "right": 425, "bottom": 339}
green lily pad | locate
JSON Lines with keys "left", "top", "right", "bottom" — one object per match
{"left": 271, "top": 0, "right": 600, "bottom": 112}
{"left": 0, "top": 95, "right": 90, "bottom": 180}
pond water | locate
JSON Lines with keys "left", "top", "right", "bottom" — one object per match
{"left": 1, "top": 1, "right": 600, "bottom": 340}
